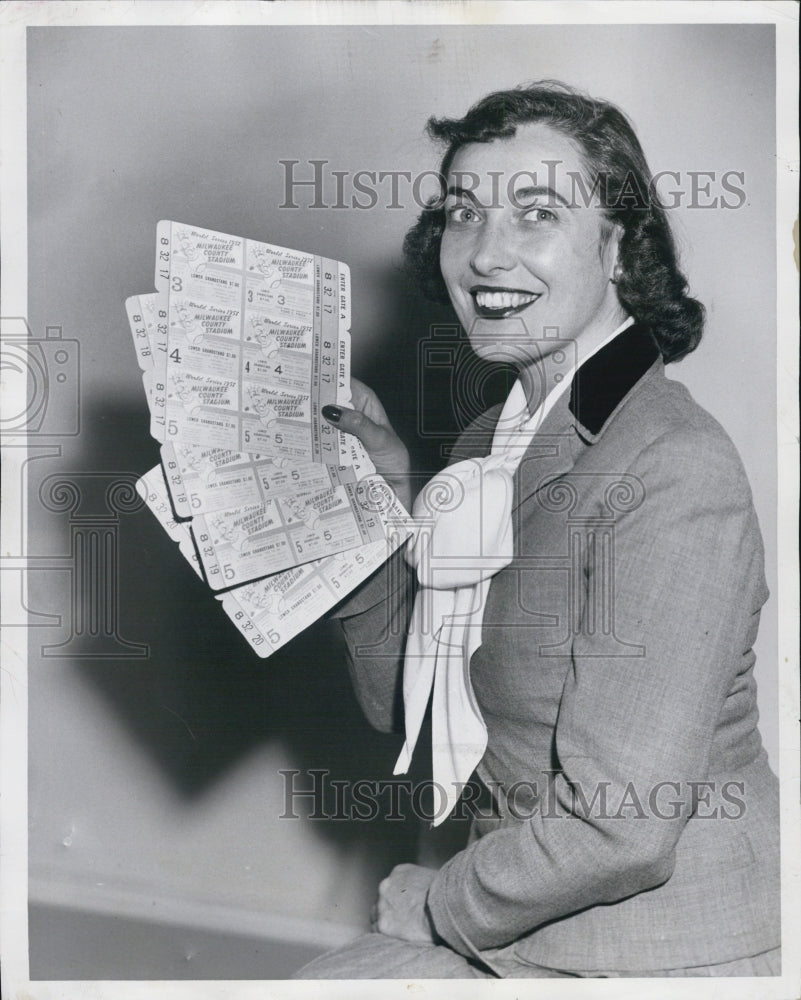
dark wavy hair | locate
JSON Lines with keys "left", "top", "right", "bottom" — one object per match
{"left": 402, "top": 81, "right": 704, "bottom": 363}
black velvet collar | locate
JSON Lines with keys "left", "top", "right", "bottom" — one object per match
{"left": 568, "top": 323, "right": 661, "bottom": 436}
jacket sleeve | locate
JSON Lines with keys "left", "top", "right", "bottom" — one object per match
{"left": 331, "top": 547, "right": 414, "bottom": 734}
{"left": 425, "top": 426, "right": 768, "bottom": 952}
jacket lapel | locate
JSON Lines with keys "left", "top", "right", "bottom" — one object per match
{"left": 569, "top": 322, "right": 661, "bottom": 443}
{"left": 513, "top": 324, "right": 662, "bottom": 510}
{"left": 512, "top": 391, "right": 578, "bottom": 512}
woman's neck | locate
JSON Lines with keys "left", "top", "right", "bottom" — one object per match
{"left": 518, "top": 311, "right": 632, "bottom": 415}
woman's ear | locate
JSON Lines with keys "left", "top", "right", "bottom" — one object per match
{"left": 600, "top": 220, "right": 624, "bottom": 282}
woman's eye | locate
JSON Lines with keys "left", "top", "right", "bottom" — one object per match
{"left": 523, "top": 206, "right": 556, "bottom": 223}
{"left": 447, "top": 205, "right": 480, "bottom": 224}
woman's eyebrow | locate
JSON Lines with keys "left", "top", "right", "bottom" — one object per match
{"left": 445, "top": 183, "right": 573, "bottom": 208}
{"left": 512, "top": 184, "right": 571, "bottom": 208}
{"left": 445, "top": 184, "right": 480, "bottom": 203}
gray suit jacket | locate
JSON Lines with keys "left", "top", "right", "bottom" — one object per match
{"left": 337, "top": 325, "right": 780, "bottom": 974}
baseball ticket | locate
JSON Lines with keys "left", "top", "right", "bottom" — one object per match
{"left": 155, "top": 221, "right": 350, "bottom": 465}
{"left": 160, "top": 435, "right": 375, "bottom": 517}
{"left": 218, "top": 516, "right": 410, "bottom": 658}
{"left": 191, "top": 475, "right": 406, "bottom": 590}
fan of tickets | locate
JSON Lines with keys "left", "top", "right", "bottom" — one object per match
{"left": 127, "top": 221, "right": 410, "bottom": 657}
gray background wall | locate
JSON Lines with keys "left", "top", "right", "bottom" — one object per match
{"left": 25, "top": 24, "right": 777, "bottom": 979}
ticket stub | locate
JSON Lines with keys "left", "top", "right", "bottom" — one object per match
{"left": 126, "top": 290, "right": 169, "bottom": 444}
{"left": 156, "top": 221, "right": 349, "bottom": 465}
{"left": 125, "top": 293, "right": 156, "bottom": 372}
{"left": 127, "top": 292, "right": 191, "bottom": 514}
{"left": 219, "top": 523, "right": 410, "bottom": 658}
{"left": 191, "top": 476, "right": 405, "bottom": 590}
{"left": 135, "top": 465, "right": 204, "bottom": 579}
{"left": 160, "top": 435, "right": 375, "bottom": 517}
{"left": 125, "top": 291, "right": 167, "bottom": 440}
{"left": 159, "top": 444, "right": 193, "bottom": 520}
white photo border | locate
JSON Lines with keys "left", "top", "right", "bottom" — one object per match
{"left": 1, "top": 2, "right": 798, "bottom": 998}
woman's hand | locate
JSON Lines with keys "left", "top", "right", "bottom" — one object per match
{"left": 370, "top": 863, "right": 439, "bottom": 943}
{"left": 322, "top": 378, "right": 412, "bottom": 510}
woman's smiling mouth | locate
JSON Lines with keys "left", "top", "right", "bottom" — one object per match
{"left": 471, "top": 287, "right": 542, "bottom": 318}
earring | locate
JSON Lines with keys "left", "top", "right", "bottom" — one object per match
{"left": 610, "top": 263, "right": 623, "bottom": 285}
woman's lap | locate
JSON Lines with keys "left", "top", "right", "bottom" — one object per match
{"left": 290, "top": 932, "right": 492, "bottom": 979}
{"left": 292, "top": 934, "right": 782, "bottom": 980}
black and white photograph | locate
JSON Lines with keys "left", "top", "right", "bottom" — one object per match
{"left": 1, "top": 2, "right": 798, "bottom": 997}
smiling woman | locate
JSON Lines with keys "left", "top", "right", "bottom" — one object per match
{"left": 407, "top": 82, "right": 704, "bottom": 367}
{"left": 294, "top": 81, "right": 780, "bottom": 980}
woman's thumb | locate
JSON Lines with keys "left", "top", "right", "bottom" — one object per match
{"left": 322, "top": 404, "right": 381, "bottom": 448}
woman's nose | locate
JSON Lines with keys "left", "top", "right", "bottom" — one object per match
{"left": 469, "top": 222, "right": 516, "bottom": 275}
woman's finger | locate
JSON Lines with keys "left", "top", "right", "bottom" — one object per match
{"left": 321, "top": 403, "right": 390, "bottom": 453}
{"left": 349, "top": 377, "right": 392, "bottom": 427}
{"left": 322, "top": 379, "right": 414, "bottom": 509}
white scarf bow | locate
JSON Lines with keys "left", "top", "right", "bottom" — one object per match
{"left": 395, "top": 379, "right": 546, "bottom": 824}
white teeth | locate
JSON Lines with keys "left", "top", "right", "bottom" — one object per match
{"left": 475, "top": 291, "right": 538, "bottom": 310}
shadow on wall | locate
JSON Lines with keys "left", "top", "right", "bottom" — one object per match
{"left": 24, "top": 265, "right": 508, "bottom": 979}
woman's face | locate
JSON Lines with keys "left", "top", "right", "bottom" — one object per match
{"left": 440, "top": 123, "right": 626, "bottom": 369}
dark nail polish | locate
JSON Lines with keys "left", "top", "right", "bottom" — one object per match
{"left": 322, "top": 405, "right": 342, "bottom": 423}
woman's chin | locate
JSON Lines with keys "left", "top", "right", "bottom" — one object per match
{"left": 462, "top": 311, "right": 542, "bottom": 366}
{"left": 467, "top": 339, "right": 533, "bottom": 367}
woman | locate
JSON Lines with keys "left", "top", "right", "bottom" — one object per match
{"left": 296, "top": 82, "right": 780, "bottom": 979}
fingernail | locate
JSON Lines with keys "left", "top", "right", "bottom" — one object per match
{"left": 322, "top": 405, "right": 342, "bottom": 423}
